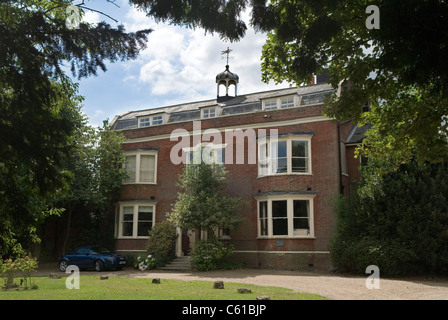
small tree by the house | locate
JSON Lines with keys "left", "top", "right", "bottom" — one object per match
{"left": 168, "top": 161, "right": 243, "bottom": 270}
{"left": 145, "top": 220, "right": 178, "bottom": 268}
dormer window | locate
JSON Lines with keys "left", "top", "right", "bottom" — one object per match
{"left": 281, "top": 97, "right": 295, "bottom": 108}
{"left": 139, "top": 117, "right": 150, "bottom": 127}
{"left": 152, "top": 115, "right": 163, "bottom": 125}
{"left": 139, "top": 114, "right": 165, "bottom": 127}
{"left": 264, "top": 100, "right": 277, "bottom": 111}
{"left": 202, "top": 107, "right": 216, "bottom": 119}
{"left": 262, "top": 95, "right": 298, "bottom": 111}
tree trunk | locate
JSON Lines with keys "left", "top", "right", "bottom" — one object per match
{"left": 62, "top": 205, "right": 74, "bottom": 256}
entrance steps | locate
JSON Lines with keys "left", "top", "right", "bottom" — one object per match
{"left": 159, "top": 256, "right": 192, "bottom": 271}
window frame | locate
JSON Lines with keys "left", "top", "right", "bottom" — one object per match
{"left": 281, "top": 97, "right": 295, "bottom": 108}
{"left": 262, "top": 94, "right": 298, "bottom": 111}
{"left": 201, "top": 107, "right": 217, "bottom": 119}
{"left": 138, "top": 114, "right": 165, "bottom": 127}
{"left": 256, "top": 195, "right": 315, "bottom": 239}
{"left": 258, "top": 136, "right": 312, "bottom": 177}
{"left": 151, "top": 115, "right": 163, "bottom": 125}
{"left": 123, "top": 151, "right": 158, "bottom": 184}
{"left": 264, "top": 99, "right": 278, "bottom": 111}
{"left": 182, "top": 143, "right": 227, "bottom": 165}
{"left": 117, "top": 202, "right": 156, "bottom": 239}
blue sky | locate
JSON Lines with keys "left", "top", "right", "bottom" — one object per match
{"left": 73, "top": 0, "right": 290, "bottom": 127}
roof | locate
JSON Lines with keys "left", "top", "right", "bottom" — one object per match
{"left": 216, "top": 65, "right": 239, "bottom": 82}
{"left": 110, "top": 83, "right": 333, "bottom": 130}
{"left": 345, "top": 123, "right": 372, "bottom": 145}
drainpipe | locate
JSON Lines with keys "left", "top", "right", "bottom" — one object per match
{"left": 337, "top": 122, "right": 344, "bottom": 195}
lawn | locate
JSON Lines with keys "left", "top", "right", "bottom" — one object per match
{"left": 0, "top": 275, "right": 328, "bottom": 300}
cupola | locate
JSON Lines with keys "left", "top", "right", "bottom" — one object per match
{"left": 216, "top": 48, "right": 239, "bottom": 102}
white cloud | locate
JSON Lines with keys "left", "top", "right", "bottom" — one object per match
{"left": 120, "top": 5, "right": 289, "bottom": 108}
{"left": 83, "top": 11, "right": 101, "bottom": 24}
{"left": 77, "top": 2, "right": 293, "bottom": 127}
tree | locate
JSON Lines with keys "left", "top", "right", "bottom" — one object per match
{"left": 0, "top": 79, "right": 82, "bottom": 258}
{"left": 0, "top": 0, "right": 151, "bottom": 258}
{"left": 51, "top": 119, "right": 127, "bottom": 255}
{"left": 130, "top": 0, "right": 448, "bottom": 165}
{"left": 168, "top": 162, "right": 243, "bottom": 236}
{"left": 330, "top": 160, "right": 448, "bottom": 276}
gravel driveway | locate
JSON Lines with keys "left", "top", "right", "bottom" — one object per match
{"left": 36, "top": 266, "right": 448, "bottom": 300}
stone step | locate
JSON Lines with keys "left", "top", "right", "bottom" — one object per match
{"left": 159, "top": 256, "right": 192, "bottom": 271}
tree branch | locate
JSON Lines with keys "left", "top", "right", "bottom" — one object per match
{"left": 78, "top": 5, "right": 119, "bottom": 23}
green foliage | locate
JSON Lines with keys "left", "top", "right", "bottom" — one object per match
{"left": 130, "top": 0, "right": 247, "bottom": 41}
{"left": 134, "top": 254, "right": 158, "bottom": 270}
{"left": 168, "top": 162, "right": 243, "bottom": 233}
{"left": 46, "top": 119, "right": 127, "bottom": 255}
{"left": 0, "top": 255, "right": 38, "bottom": 274}
{"left": 0, "top": 0, "right": 150, "bottom": 258}
{"left": 146, "top": 221, "right": 178, "bottom": 266}
{"left": 330, "top": 161, "right": 448, "bottom": 276}
{"left": 190, "top": 238, "right": 235, "bottom": 271}
{"left": 0, "top": 255, "right": 39, "bottom": 290}
{"left": 0, "top": 79, "right": 80, "bottom": 258}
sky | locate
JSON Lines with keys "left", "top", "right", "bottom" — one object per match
{"left": 72, "top": 0, "right": 290, "bottom": 127}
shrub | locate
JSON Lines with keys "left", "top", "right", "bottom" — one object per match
{"left": 330, "top": 161, "right": 448, "bottom": 276}
{"left": 190, "top": 238, "right": 235, "bottom": 271}
{"left": 134, "top": 254, "right": 158, "bottom": 271}
{"left": 146, "top": 221, "right": 177, "bottom": 266}
{"left": 0, "top": 255, "right": 38, "bottom": 289}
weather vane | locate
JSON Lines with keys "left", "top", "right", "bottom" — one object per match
{"left": 221, "top": 47, "right": 232, "bottom": 65}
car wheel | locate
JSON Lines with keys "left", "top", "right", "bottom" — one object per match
{"left": 59, "top": 260, "right": 69, "bottom": 272}
{"left": 94, "top": 260, "right": 104, "bottom": 272}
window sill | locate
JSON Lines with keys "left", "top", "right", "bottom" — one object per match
{"left": 258, "top": 173, "right": 313, "bottom": 178}
{"left": 122, "top": 182, "right": 157, "bottom": 185}
{"left": 115, "top": 237, "right": 149, "bottom": 240}
{"left": 256, "top": 236, "right": 316, "bottom": 240}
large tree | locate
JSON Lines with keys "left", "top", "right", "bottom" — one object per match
{"left": 0, "top": 79, "right": 82, "bottom": 258}
{"left": 330, "top": 160, "right": 448, "bottom": 276}
{"left": 50, "top": 119, "right": 127, "bottom": 256}
{"left": 0, "top": 0, "right": 151, "bottom": 257}
{"left": 130, "top": 0, "right": 448, "bottom": 165}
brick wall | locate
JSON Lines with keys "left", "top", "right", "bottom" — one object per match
{"left": 114, "top": 105, "right": 359, "bottom": 270}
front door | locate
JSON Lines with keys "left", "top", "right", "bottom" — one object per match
{"left": 175, "top": 228, "right": 195, "bottom": 257}
{"left": 182, "top": 230, "right": 190, "bottom": 255}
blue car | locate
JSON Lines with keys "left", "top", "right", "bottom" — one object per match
{"left": 59, "top": 246, "right": 127, "bottom": 272}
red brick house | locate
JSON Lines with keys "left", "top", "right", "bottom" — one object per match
{"left": 109, "top": 65, "right": 364, "bottom": 270}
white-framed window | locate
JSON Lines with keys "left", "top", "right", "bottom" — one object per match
{"left": 264, "top": 100, "right": 278, "bottom": 111}
{"left": 123, "top": 151, "right": 158, "bottom": 184}
{"left": 152, "top": 115, "right": 163, "bottom": 125}
{"left": 117, "top": 203, "right": 155, "bottom": 238}
{"left": 257, "top": 195, "right": 315, "bottom": 238}
{"left": 139, "top": 114, "right": 164, "bottom": 127}
{"left": 183, "top": 143, "right": 226, "bottom": 165}
{"left": 281, "top": 97, "right": 295, "bottom": 108}
{"left": 139, "top": 117, "right": 151, "bottom": 127}
{"left": 263, "top": 95, "right": 297, "bottom": 111}
{"left": 258, "top": 136, "right": 312, "bottom": 176}
{"left": 202, "top": 107, "right": 217, "bottom": 119}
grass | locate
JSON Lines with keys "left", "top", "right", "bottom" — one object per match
{"left": 0, "top": 276, "right": 328, "bottom": 300}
